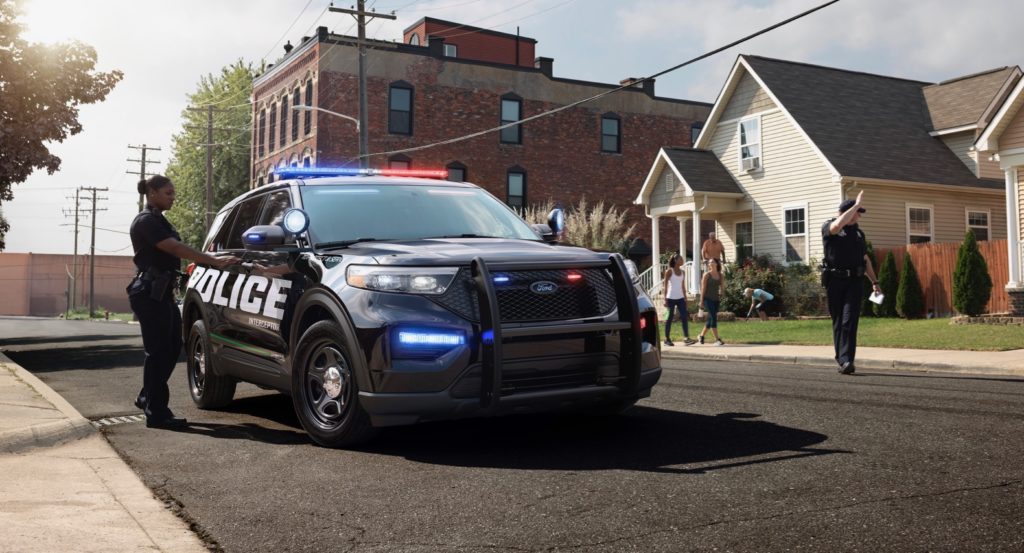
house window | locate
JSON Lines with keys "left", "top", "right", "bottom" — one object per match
{"left": 739, "top": 116, "right": 761, "bottom": 171}
{"left": 966, "top": 209, "right": 990, "bottom": 241}
{"left": 303, "top": 156, "right": 311, "bottom": 168}
{"left": 279, "top": 93, "right": 288, "bottom": 146}
{"left": 783, "top": 205, "right": 807, "bottom": 263}
{"left": 907, "top": 205, "right": 933, "bottom": 244}
{"left": 500, "top": 94, "right": 522, "bottom": 144}
{"left": 389, "top": 82, "right": 413, "bottom": 135}
{"left": 446, "top": 161, "right": 466, "bottom": 182}
{"left": 388, "top": 154, "right": 411, "bottom": 170}
{"left": 408, "top": 33, "right": 420, "bottom": 45}
{"left": 691, "top": 121, "right": 704, "bottom": 145}
{"left": 257, "top": 109, "right": 266, "bottom": 158}
{"left": 303, "top": 80, "right": 313, "bottom": 136}
{"left": 444, "top": 43, "right": 457, "bottom": 57}
{"left": 268, "top": 103, "right": 277, "bottom": 152}
{"left": 507, "top": 168, "right": 526, "bottom": 210}
{"left": 735, "top": 221, "right": 753, "bottom": 261}
{"left": 601, "top": 113, "right": 620, "bottom": 153}
{"left": 291, "top": 89, "right": 300, "bottom": 142}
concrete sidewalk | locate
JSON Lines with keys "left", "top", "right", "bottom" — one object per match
{"left": 0, "top": 353, "right": 207, "bottom": 553}
{"left": 661, "top": 342, "right": 1024, "bottom": 376}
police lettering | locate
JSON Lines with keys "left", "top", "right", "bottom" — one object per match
{"left": 187, "top": 267, "right": 292, "bottom": 320}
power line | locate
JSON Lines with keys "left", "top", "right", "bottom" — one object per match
{"left": 126, "top": 144, "right": 162, "bottom": 211}
{"left": 353, "top": 0, "right": 843, "bottom": 163}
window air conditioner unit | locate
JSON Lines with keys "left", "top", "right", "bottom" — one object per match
{"left": 742, "top": 157, "right": 760, "bottom": 171}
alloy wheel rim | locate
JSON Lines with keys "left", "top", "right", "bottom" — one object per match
{"left": 304, "top": 342, "right": 351, "bottom": 428}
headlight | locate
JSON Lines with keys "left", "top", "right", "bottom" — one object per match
{"left": 623, "top": 259, "right": 641, "bottom": 283}
{"left": 346, "top": 265, "right": 458, "bottom": 295}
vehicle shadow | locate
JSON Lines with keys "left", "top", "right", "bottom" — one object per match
{"left": 176, "top": 395, "right": 843, "bottom": 473}
{"left": 360, "top": 407, "right": 843, "bottom": 474}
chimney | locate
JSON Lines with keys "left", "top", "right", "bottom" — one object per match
{"left": 283, "top": 40, "right": 293, "bottom": 54}
{"left": 619, "top": 77, "right": 655, "bottom": 96}
{"left": 534, "top": 57, "right": 554, "bottom": 78}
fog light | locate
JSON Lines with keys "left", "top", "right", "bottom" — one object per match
{"left": 397, "top": 331, "right": 465, "bottom": 347}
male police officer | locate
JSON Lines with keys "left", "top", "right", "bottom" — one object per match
{"left": 822, "top": 191, "right": 880, "bottom": 375}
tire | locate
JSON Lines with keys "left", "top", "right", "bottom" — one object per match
{"left": 187, "top": 319, "right": 236, "bottom": 409}
{"left": 291, "top": 320, "right": 377, "bottom": 448}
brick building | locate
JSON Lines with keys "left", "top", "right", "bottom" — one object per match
{"left": 250, "top": 18, "right": 711, "bottom": 258}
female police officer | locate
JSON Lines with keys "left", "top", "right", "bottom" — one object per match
{"left": 822, "top": 191, "right": 881, "bottom": 375}
{"left": 128, "top": 175, "right": 238, "bottom": 428}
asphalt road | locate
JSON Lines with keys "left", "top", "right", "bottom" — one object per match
{"left": 3, "top": 316, "right": 1024, "bottom": 552}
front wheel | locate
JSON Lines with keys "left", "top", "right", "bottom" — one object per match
{"left": 187, "top": 319, "right": 236, "bottom": 409}
{"left": 291, "top": 320, "right": 376, "bottom": 448}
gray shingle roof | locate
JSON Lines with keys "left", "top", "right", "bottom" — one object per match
{"left": 923, "top": 67, "right": 1018, "bottom": 131}
{"left": 663, "top": 148, "right": 744, "bottom": 194}
{"left": 743, "top": 55, "right": 1003, "bottom": 190}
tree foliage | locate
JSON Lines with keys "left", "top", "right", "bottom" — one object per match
{"left": 896, "top": 252, "right": 925, "bottom": 319}
{"left": 0, "top": 0, "right": 123, "bottom": 250}
{"left": 952, "top": 230, "right": 993, "bottom": 316}
{"left": 164, "top": 61, "right": 255, "bottom": 249}
{"left": 524, "top": 198, "right": 635, "bottom": 254}
{"left": 875, "top": 250, "right": 898, "bottom": 317}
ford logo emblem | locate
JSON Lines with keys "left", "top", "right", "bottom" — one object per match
{"left": 530, "top": 281, "right": 558, "bottom": 295}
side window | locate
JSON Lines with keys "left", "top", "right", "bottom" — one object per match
{"left": 207, "top": 210, "right": 233, "bottom": 252}
{"left": 258, "top": 190, "right": 297, "bottom": 245}
{"left": 224, "top": 195, "right": 266, "bottom": 250}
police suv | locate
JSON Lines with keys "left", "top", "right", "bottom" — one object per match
{"left": 182, "top": 167, "right": 662, "bottom": 447}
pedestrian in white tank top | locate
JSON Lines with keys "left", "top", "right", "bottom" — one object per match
{"left": 661, "top": 254, "right": 695, "bottom": 346}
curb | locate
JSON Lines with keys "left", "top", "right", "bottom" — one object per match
{"left": 0, "top": 352, "right": 96, "bottom": 454}
{"left": 661, "top": 350, "right": 1021, "bottom": 376}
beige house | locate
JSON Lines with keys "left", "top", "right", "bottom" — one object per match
{"left": 975, "top": 74, "right": 1024, "bottom": 314}
{"left": 636, "top": 55, "right": 1017, "bottom": 292}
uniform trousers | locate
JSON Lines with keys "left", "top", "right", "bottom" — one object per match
{"left": 826, "top": 275, "right": 863, "bottom": 366}
{"left": 129, "top": 292, "right": 182, "bottom": 419}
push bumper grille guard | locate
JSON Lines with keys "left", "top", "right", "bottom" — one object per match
{"left": 470, "top": 254, "right": 643, "bottom": 409}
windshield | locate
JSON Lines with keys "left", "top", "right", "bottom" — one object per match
{"left": 300, "top": 183, "right": 540, "bottom": 245}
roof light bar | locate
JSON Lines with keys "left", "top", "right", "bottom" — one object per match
{"left": 274, "top": 167, "right": 449, "bottom": 180}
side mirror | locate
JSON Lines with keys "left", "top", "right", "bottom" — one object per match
{"left": 531, "top": 223, "right": 556, "bottom": 242}
{"left": 242, "top": 225, "right": 285, "bottom": 251}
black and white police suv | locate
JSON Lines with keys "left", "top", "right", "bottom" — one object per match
{"left": 182, "top": 167, "right": 662, "bottom": 447}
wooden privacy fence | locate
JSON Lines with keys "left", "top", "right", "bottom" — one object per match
{"left": 874, "top": 239, "right": 1008, "bottom": 316}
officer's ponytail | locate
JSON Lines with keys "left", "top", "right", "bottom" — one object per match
{"left": 138, "top": 175, "right": 172, "bottom": 196}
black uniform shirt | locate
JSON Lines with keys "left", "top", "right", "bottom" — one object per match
{"left": 821, "top": 218, "right": 866, "bottom": 270}
{"left": 130, "top": 206, "right": 182, "bottom": 272}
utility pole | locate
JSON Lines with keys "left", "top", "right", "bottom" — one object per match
{"left": 186, "top": 105, "right": 232, "bottom": 234}
{"left": 329, "top": 1, "right": 395, "bottom": 168}
{"left": 61, "top": 189, "right": 82, "bottom": 311}
{"left": 127, "top": 143, "right": 161, "bottom": 210}
{"left": 81, "top": 186, "right": 108, "bottom": 318}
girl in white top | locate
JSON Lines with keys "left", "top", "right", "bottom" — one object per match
{"left": 661, "top": 254, "right": 695, "bottom": 346}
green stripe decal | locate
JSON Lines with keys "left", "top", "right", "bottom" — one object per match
{"left": 210, "top": 332, "right": 280, "bottom": 360}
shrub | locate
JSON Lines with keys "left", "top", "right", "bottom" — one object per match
{"left": 952, "top": 230, "right": 993, "bottom": 316}
{"left": 523, "top": 197, "right": 635, "bottom": 254}
{"left": 783, "top": 261, "right": 828, "bottom": 316}
{"left": 875, "top": 251, "right": 898, "bottom": 317}
{"left": 721, "top": 257, "right": 786, "bottom": 315}
{"left": 861, "top": 240, "right": 878, "bottom": 316}
{"left": 896, "top": 252, "right": 925, "bottom": 319}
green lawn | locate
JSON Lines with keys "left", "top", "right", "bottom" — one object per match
{"left": 667, "top": 317, "right": 1024, "bottom": 351}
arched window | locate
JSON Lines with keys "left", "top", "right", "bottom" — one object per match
{"left": 446, "top": 161, "right": 467, "bottom": 182}
{"left": 291, "top": 88, "right": 301, "bottom": 142}
{"left": 268, "top": 102, "right": 277, "bottom": 152}
{"left": 279, "top": 93, "right": 288, "bottom": 146}
{"left": 303, "top": 80, "right": 314, "bottom": 135}
{"left": 408, "top": 33, "right": 420, "bottom": 45}
{"left": 257, "top": 109, "right": 266, "bottom": 157}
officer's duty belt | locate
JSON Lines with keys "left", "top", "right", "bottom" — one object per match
{"left": 826, "top": 267, "right": 863, "bottom": 278}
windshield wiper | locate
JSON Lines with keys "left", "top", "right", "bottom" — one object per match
{"left": 314, "top": 238, "right": 381, "bottom": 250}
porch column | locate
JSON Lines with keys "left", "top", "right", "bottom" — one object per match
{"left": 650, "top": 215, "right": 661, "bottom": 283}
{"left": 1006, "top": 168, "right": 1021, "bottom": 289}
{"left": 677, "top": 217, "right": 687, "bottom": 256}
{"left": 691, "top": 208, "right": 702, "bottom": 294}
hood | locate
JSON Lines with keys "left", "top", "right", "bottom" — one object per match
{"left": 334, "top": 238, "right": 610, "bottom": 266}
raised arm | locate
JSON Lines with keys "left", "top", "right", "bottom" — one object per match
{"left": 828, "top": 191, "right": 863, "bottom": 235}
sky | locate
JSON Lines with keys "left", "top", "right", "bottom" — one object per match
{"left": 6, "top": 0, "right": 1024, "bottom": 255}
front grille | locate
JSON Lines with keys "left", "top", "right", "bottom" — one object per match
{"left": 450, "top": 365, "right": 599, "bottom": 398}
{"left": 432, "top": 267, "right": 618, "bottom": 322}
